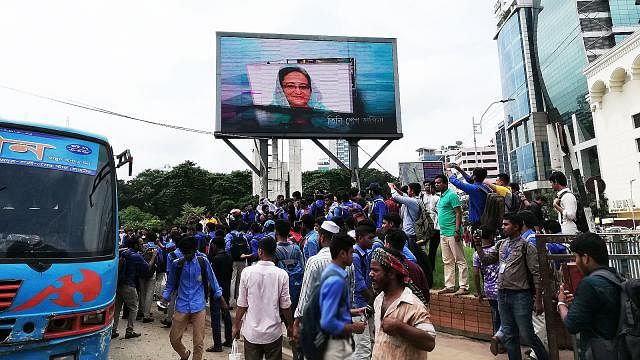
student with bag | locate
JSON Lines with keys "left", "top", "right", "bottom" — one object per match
{"left": 163, "top": 236, "right": 225, "bottom": 360}
{"left": 233, "top": 236, "right": 293, "bottom": 360}
{"left": 557, "top": 232, "right": 639, "bottom": 360}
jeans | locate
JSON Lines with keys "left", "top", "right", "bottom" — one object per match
{"left": 497, "top": 290, "right": 548, "bottom": 360}
{"left": 209, "top": 293, "right": 232, "bottom": 347}
{"left": 488, "top": 299, "right": 501, "bottom": 335}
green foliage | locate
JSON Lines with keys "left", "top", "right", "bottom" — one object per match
{"left": 119, "top": 206, "right": 164, "bottom": 231}
{"left": 176, "top": 203, "right": 207, "bottom": 226}
{"left": 118, "top": 161, "right": 253, "bottom": 225}
{"left": 301, "top": 168, "right": 398, "bottom": 197}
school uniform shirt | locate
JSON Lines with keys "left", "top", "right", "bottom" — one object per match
{"left": 319, "top": 263, "right": 352, "bottom": 335}
{"left": 352, "top": 244, "right": 372, "bottom": 308}
{"left": 372, "top": 287, "right": 435, "bottom": 360}
{"left": 294, "top": 248, "right": 355, "bottom": 319}
{"left": 163, "top": 255, "right": 222, "bottom": 314}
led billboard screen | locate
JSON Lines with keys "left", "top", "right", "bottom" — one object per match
{"left": 216, "top": 32, "right": 402, "bottom": 139}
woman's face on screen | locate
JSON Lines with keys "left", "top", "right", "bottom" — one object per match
{"left": 282, "top": 71, "right": 311, "bottom": 108}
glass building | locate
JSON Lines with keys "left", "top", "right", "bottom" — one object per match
{"left": 492, "top": 0, "right": 639, "bottom": 189}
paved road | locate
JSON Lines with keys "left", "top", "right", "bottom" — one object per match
{"left": 109, "top": 307, "right": 574, "bottom": 359}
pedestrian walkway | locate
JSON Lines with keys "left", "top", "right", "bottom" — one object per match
{"left": 109, "top": 305, "right": 574, "bottom": 360}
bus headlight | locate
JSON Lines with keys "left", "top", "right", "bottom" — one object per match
{"left": 81, "top": 310, "right": 105, "bottom": 325}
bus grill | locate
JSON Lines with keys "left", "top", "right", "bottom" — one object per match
{"left": 0, "top": 280, "right": 22, "bottom": 312}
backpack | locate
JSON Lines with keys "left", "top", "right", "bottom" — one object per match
{"left": 173, "top": 255, "right": 209, "bottom": 296}
{"left": 409, "top": 197, "right": 435, "bottom": 243}
{"left": 479, "top": 185, "right": 505, "bottom": 230}
{"left": 275, "top": 243, "right": 304, "bottom": 307}
{"left": 370, "top": 198, "right": 387, "bottom": 225}
{"left": 407, "top": 239, "right": 434, "bottom": 294}
{"left": 588, "top": 269, "right": 640, "bottom": 360}
{"left": 229, "top": 232, "right": 250, "bottom": 261}
{"left": 300, "top": 268, "right": 348, "bottom": 360}
{"left": 505, "top": 191, "right": 522, "bottom": 213}
{"left": 559, "top": 192, "right": 590, "bottom": 233}
{"left": 117, "top": 249, "right": 130, "bottom": 286}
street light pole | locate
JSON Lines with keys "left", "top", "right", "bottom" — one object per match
{"left": 631, "top": 179, "right": 636, "bottom": 229}
{"left": 473, "top": 98, "right": 515, "bottom": 166}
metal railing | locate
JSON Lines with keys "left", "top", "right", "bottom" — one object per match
{"left": 536, "top": 232, "right": 640, "bottom": 360}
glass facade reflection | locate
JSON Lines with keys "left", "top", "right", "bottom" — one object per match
{"left": 510, "top": 143, "right": 537, "bottom": 184}
{"left": 609, "top": 0, "right": 640, "bottom": 27}
{"left": 536, "top": 0, "right": 594, "bottom": 139}
{"left": 497, "top": 12, "right": 530, "bottom": 124}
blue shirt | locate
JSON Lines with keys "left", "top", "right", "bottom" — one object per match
{"left": 371, "top": 195, "right": 388, "bottom": 229}
{"left": 195, "top": 231, "right": 207, "bottom": 250}
{"left": 319, "top": 263, "right": 352, "bottom": 335}
{"left": 122, "top": 250, "right": 149, "bottom": 288}
{"left": 303, "top": 230, "right": 319, "bottom": 261}
{"left": 352, "top": 244, "right": 372, "bottom": 308}
{"left": 224, "top": 230, "right": 242, "bottom": 254}
{"left": 250, "top": 233, "right": 264, "bottom": 261}
{"left": 371, "top": 238, "right": 417, "bottom": 263}
{"left": 390, "top": 190, "right": 420, "bottom": 236}
{"left": 522, "top": 229, "right": 567, "bottom": 269}
{"left": 163, "top": 255, "right": 222, "bottom": 314}
{"left": 449, "top": 174, "right": 488, "bottom": 224}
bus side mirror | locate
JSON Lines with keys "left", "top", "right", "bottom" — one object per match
{"left": 115, "top": 149, "right": 133, "bottom": 176}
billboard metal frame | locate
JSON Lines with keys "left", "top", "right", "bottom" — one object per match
{"left": 214, "top": 31, "right": 403, "bottom": 140}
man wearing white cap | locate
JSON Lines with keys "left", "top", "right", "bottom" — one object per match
{"left": 291, "top": 221, "right": 355, "bottom": 352}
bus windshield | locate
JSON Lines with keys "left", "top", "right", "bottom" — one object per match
{"left": 0, "top": 129, "right": 115, "bottom": 261}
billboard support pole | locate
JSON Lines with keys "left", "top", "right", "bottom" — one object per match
{"left": 360, "top": 139, "right": 394, "bottom": 171}
{"left": 259, "top": 139, "right": 269, "bottom": 198}
{"left": 349, "top": 139, "right": 360, "bottom": 189}
{"left": 222, "top": 138, "right": 261, "bottom": 175}
{"left": 311, "top": 139, "right": 349, "bottom": 170}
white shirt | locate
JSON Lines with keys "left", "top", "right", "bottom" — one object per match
{"left": 420, "top": 192, "right": 440, "bottom": 231}
{"left": 557, "top": 188, "right": 578, "bottom": 234}
{"left": 237, "top": 261, "right": 291, "bottom": 344}
{"left": 294, "top": 247, "right": 355, "bottom": 318}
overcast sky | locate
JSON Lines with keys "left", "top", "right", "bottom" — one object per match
{"left": 0, "top": 0, "right": 505, "bottom": 179}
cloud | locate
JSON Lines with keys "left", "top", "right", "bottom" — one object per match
{"left": 0, "top": 0, "right": 504, "bottom": 179}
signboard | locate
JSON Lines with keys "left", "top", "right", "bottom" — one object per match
{"left": 398, "top": 161, "right": 444, "bottom": 185}
{"left": 216, "top": 32, "right": 402, "bottom": 139}
{"left": 0, "top": 127, "right": 100, "bottom": 175}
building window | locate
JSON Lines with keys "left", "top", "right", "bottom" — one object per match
{"left": 633, "top": 113, "right": 640, "bottom": 128}
{"left": 636, "top": 138, "right": 640, "bottom": 152}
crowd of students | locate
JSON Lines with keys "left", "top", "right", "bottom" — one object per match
{"left": 111, "top": 167, "right": 637, "bottom": 360}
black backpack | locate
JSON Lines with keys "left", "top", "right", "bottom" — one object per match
{"left": 588, "top": 269, "right": 640, "bottom": 360}
{"left": 117, "top": 249, "right": 129, "bottom": 286}
{"left": 559, "top": 192, "right": 590, "bottom": 233}
{"left": 229, "top": 233, "right": 249, "bottom": 261}
{"left": 300, "top": 268, "right": 348, "bottom": 360}
{"left": 173, "top": 255, "right": 209, "bottom": 296}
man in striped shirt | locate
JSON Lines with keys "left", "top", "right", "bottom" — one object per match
{"left": 291, "top": 221, "right": 355, "bottom": 348}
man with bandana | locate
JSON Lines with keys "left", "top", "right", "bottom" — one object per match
{"left": 370, "top": 247, "right": 436, "bottom": 359}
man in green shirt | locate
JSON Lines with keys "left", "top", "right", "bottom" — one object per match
{"left": 434, "top": 174, "right": 467, "bottom": 295}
